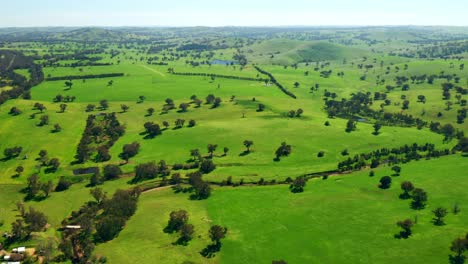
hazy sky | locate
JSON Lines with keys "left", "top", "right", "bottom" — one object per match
{"left": 2, "top": 0, "right": 467, "bottom": 27}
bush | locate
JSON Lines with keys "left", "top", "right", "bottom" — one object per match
{"left": 103, "top": 164, "right": 123, "bottom": 181}
{"left": 379, "top": 176, "right": 392, "bottom": 189}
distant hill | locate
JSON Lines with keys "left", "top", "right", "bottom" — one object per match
{"left": 244, "top": 39, "right": 370, "bottom": 64}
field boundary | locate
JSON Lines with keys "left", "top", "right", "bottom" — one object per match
{"left": 254, "top": 66, "right": 297, "bottom": 99}
{"left": 46, "top": 73, "right": 125, "bottom": 81}
{"left": 169, "top": 71, "right": 269, "bottom": 82}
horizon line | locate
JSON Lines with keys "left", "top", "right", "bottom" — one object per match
{"left": 1, "top": 24, "right": 468, "bottom": 29}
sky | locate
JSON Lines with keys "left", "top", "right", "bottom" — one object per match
{"left": 2, "top": 0, "right": 468, "bottom": 27}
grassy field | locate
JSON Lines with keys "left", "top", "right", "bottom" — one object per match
{"left": 90, "top": 155, "right": 468, "bottom": 264}
{"left": 0, "top": 28, "right": 467, "bottom": 264}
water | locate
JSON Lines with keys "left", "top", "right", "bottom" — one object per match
{"left": 211, "top": 59, "right": 236, "bottom": 65}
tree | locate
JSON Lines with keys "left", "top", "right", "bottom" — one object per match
{"left": 39, "top": 115, "right": 49, "bottom": 126}
{"left": 379, "top": 176, "right": 392, "bottom": 189}
{"left": 48, "top": 158, "right": 60, "bottom": 171}
{"left": 96, "top": 216, "right": 125, "bottom": 242}
{"left": 193, "top": 181, "right": 211, "bottom": 200}
{"left": 34, "top": 102, "right": 46, "bottom": 112}
{"left": 138, "top": 95, "right": 146, "bottom": 103}
{"left": 15, "top": 165, "right": 24, "bottom": 176}
{"left": 60, "top": 103, "right": 67, "bottom": 113}
{"left": 396, "top": 219, "right": 414, "bottom": 239}
{"left": 243, "top": 140, "right": 254, "bottom": 153}
{"left": 194, "top": 98, "right": 202, "bottom": 107}
{"left": 11, "top": 219, "right": 28, "bottom": 240}
{"left": 9, "top": 106, "right": 22, "bottom": 116}
{"left": 275, "top": 142, "right": 292, "bottom": 160}
{"left": 144, "top": 122, "right": 162, "bottom": 138}
{"left": 209, "top": 225, "right": 227, "bottom": 245}
{"left": 200, "top": 159, "right": 216, "bottom": 174}
{"left": 179, "top": 223, "right": 195, "bottom": 244}
{"left": 133, "top": 161, "right": 158, "bottom": 182}
{"left": 207, "top": 144, "right": 218, "bottom": 158}
{"left": 417, "top": 95, "right": 426, "bottom": 103}
{"left": 24, "top": 207, "right": 48, "bottom": 232}
{"left": 3, "top": 146, "right": 23, "bottom": 159}
{"left": 86, "top": 104, "right": 95, "bottom": 112}
{"left": 400, "top": 181, "right": 414, "bottom": 199}
{"left": 166, "top": 210, "right": 189, "bottom": 233}
{"left": 289, "top": 177, "right": 306, "bottom": 193}
{"left": 223, "top": 147, "right": 229, "bottom": 156}
{"left": 120, "top": 142, "right": 140, "bottom": 162}
{"left": 99, "top": 100, "right": 109, "bottom": 110}
{"left": 450, "top": 237, "right": 468, "bottom": 263}
{"left": 64, "top": 81, "right": 73, "bottom": 89}
{"left": 120, "top": 104, "right": 129, "bottom": 112}
{"left": 41, "top": 180, "right": 54, "bottom": 197}
{"left": 213, "top": 97, "right": 222, "bottom": 108}
{"left": 89, "top": 171, "right": 103, "bottom": 186}
{"left": 391, "top": 165, "right": 401, "bottom": 176}
{"left": 147, "top": 107, "right": 155, "bottom": 116}
{"left": 373, "top": 123, "right": 382, "bottom": 135}
{"left": 294, "top": 82, "right": 300, "bottom": 88}
{"left": 53, "top": 123, "right": 62, "bottom": 132}
{"left": 26, "top": 174, "right": 41, "bottom": 199}
{"left": 90, "top": 187, "right": 106, "bottom": 204}
{"left": 179, "top": 103, "right": 189, "bottom": 112}
{"left": 288, "top": 110, "right": 296, "bottom": 118}
{"left": 38, "top": 149, "right": 48, "bottom": 164}
{"left": 95, "top": 145, "right": 111, "bottom": 162}
{"left": 346, "top": 119, "right": 356, "bottom": 132}
{"left": 411, "top": 188, "right": 428, "bottom": 209}
{"left": 162, "top": 121, "right": 170, "bottom": 129}
{"left": 295, "top": 108, "right": 303, "bottom": 117}
{"left": 257, "top": 104, "right": 265, "bottom": 112}
{"left": 175, "top": 119, "right": 185, "bottom": 128}
{"left": 402, "top": 100, "right": 410, "bottom": 110}
{"left": 103, "top": 164, "right": 123, "bottom": 180}
{"left": 206, "top": 94, "right": 215, "bottom": 104}
{"left": 432, "top": 207, "right": 448, "bottom": 226}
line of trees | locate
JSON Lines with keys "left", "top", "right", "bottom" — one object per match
{"left": 337, "top": 142, "right": 451, "bottom": 172}
{"left": 254, "top": 66, "right": 297, "bottom": 99}
{"left": 168, "top": 69, "right": 268, "bottom": 82}
{"left": 46, "top": 73, "right": 124, "bottom": 81}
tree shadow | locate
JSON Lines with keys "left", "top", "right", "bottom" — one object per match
{"left": 432, "top": 219, "right": 446, "bottom": 226}
{"left": 173, "top": 237, "right": 191, "bottom": 246}
{"left": 200, "top": 243, "right": 221, "bottom": 258}
{"left": 411, "top": 202, "right": 426, "bottom": 210}
{"left": 238, "top": 151, "right": 250, "bottom": 157}
{"left": 394, "top": 231, "right": 410, "bottom": 239}
{"left": 399, "top": 193, "right": 411, "bottom": 199}
{"left": 449, "top": 255, "right": 465, "bottom": 264}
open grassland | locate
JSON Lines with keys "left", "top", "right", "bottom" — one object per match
{"left": 86, "top": 155, "right": 468, "bottom": 264}
{"left": 95, "top": 188, "right": 218, "bottom": 264}
{"left": 1, "top": 60, "right": 453, "bottom": 183}
{"left": 207, "top": 155, "right": 468, "bottom": 264}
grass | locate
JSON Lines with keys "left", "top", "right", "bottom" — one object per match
{"left": 95, "top": 188, "right": 218, "bottom": 264}
{"left": 0, "top": 33, "right": 466, "bottom": 263}
{"left": 207, "top": 155, "right": 468, "bottom": 264}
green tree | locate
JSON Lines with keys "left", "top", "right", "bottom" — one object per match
{"left": 166, "top": 210, "right": 189, "bottom": 233}
{"left": 411, "top": 188, "right": 428, "bottom": 210}
{"left": 432, "top": 207, "right": 448, "bottom": 226}
{"left": 396, "top": 219, "right": 414, "bottom": 239}
{"left": 379, "top": 176, "right": 392, "bottom": 189}
{"left": 400, "top": 181, "right": 414, "bottom": 199}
